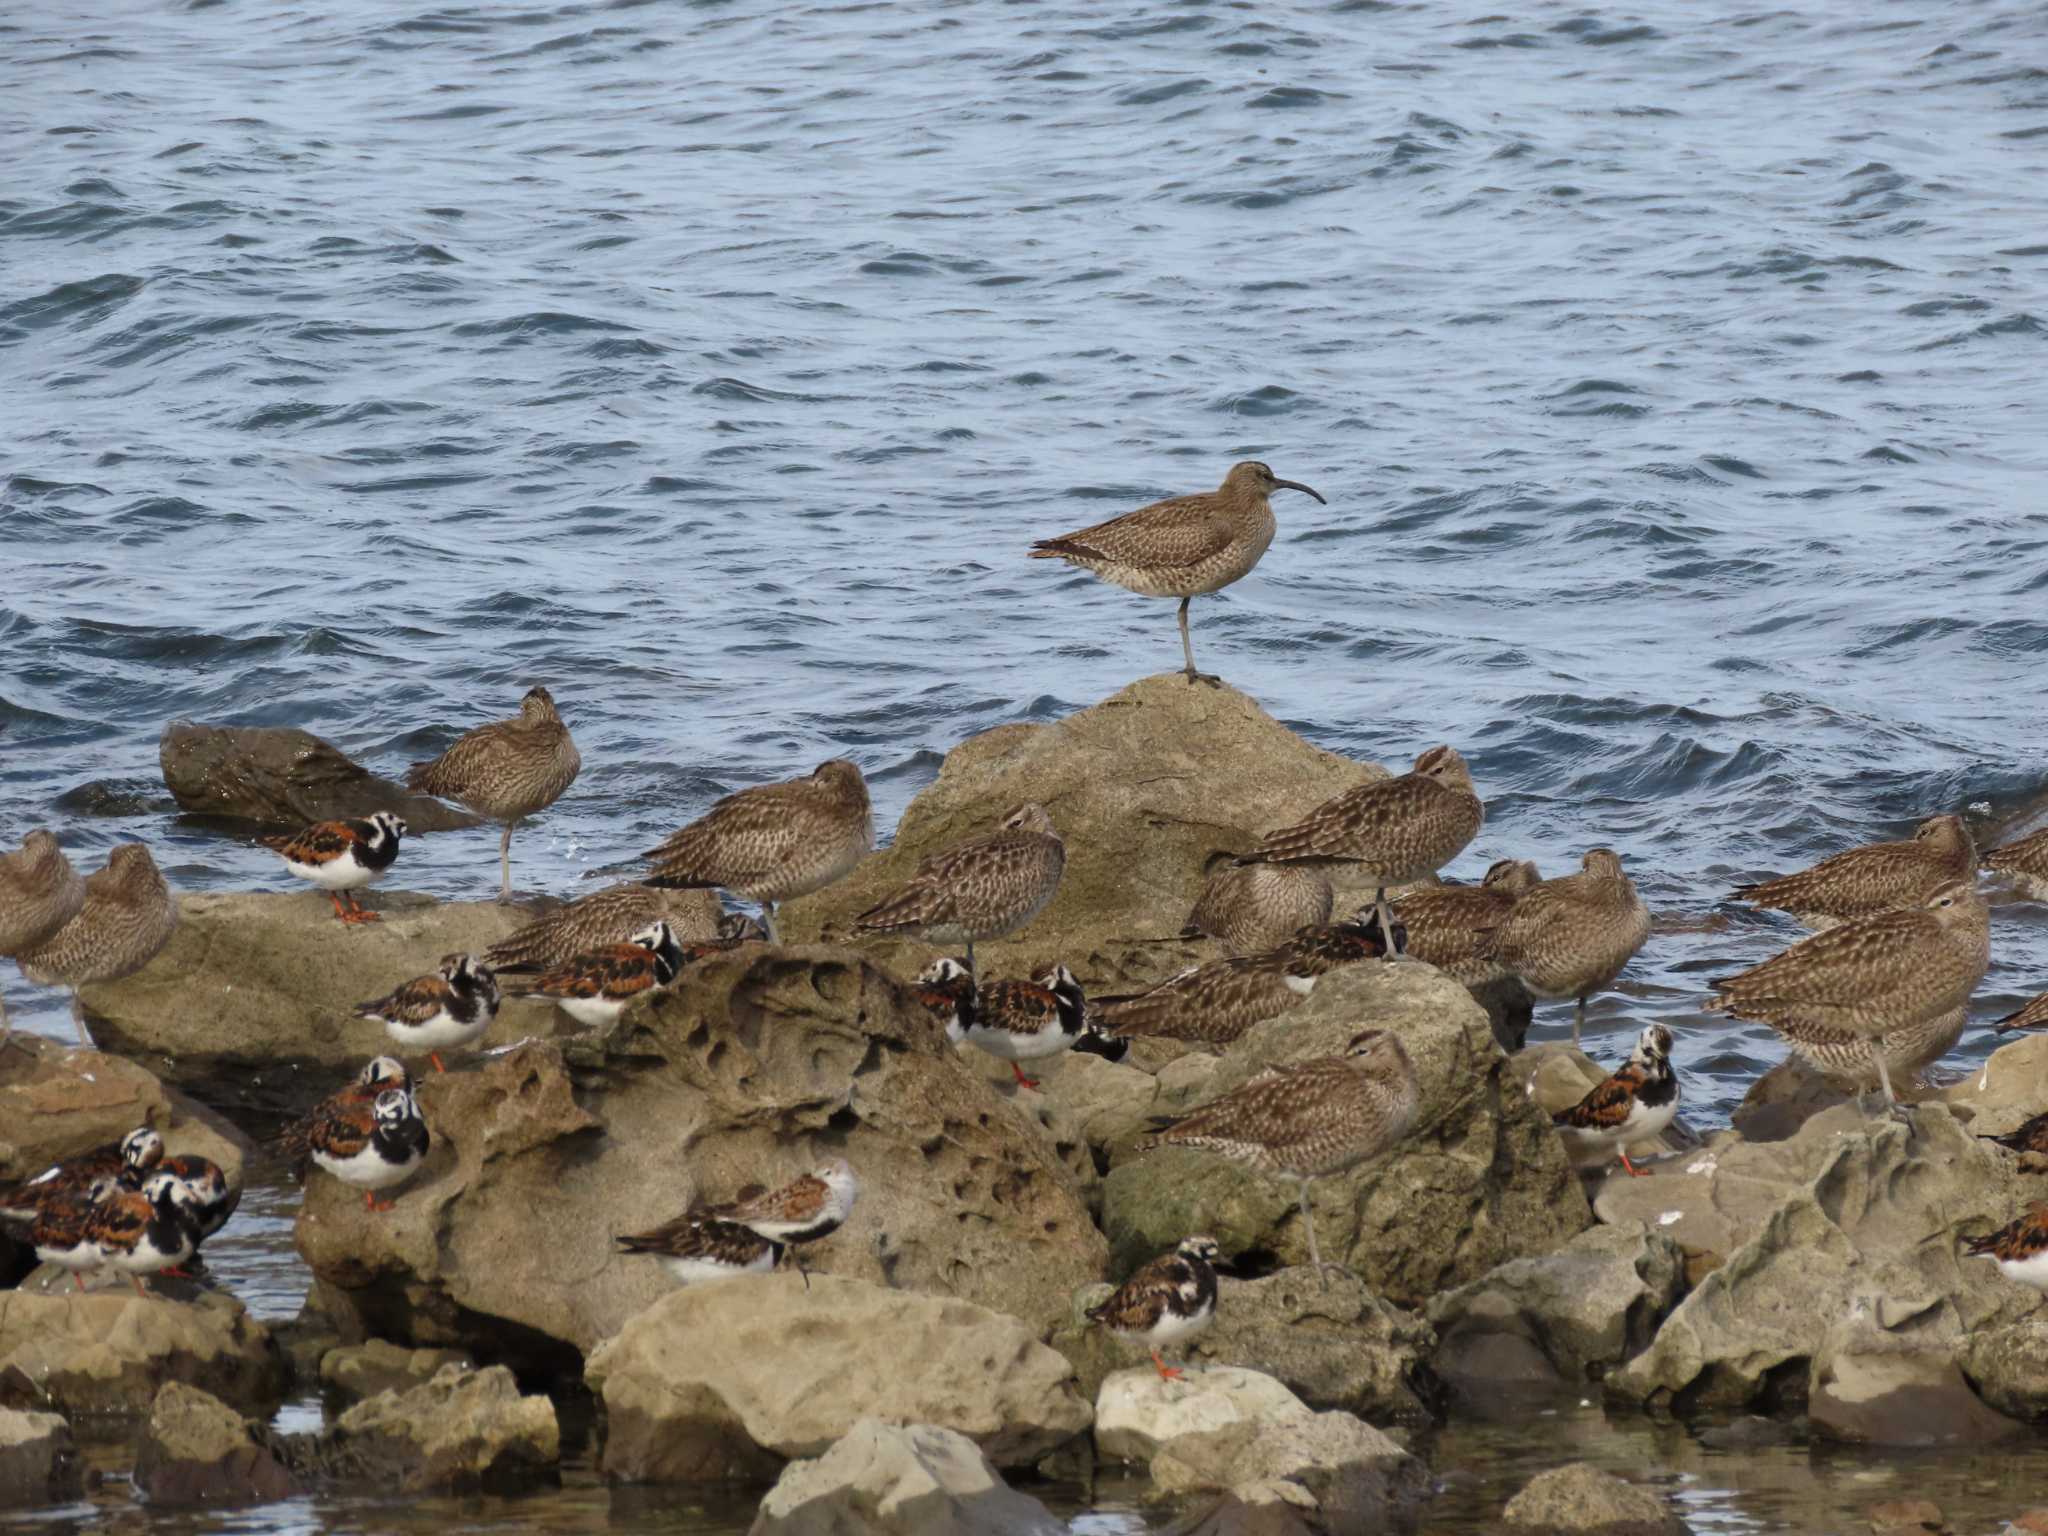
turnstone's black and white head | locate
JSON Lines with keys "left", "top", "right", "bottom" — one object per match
{"left": 1086, "top": 1234, "right": 1221, "bottom": 1381}
{"left": 0, "top": 1124, "right": 164, "bottom": 1225}
{"left": 1963, "top": 1203, "right": 2048, "bottom": 1294}
{"left": 88, "top": 1170, "right": 203, "bottom": 1297}
{"left": 307, "top": 1087, "right": 429, "bottom": 1212}
{"left": 262, "top": 811, "right": 407, "bottom": 923}
{"left": 912, "top": 957, "right": 976, "bottom": 1043}
{"left": 161, "top": 1152, "right": 236, "bottom": 1243}
{"left": 1552, "top": 1022, "right": 1680, "bottom": 1177}
{"left": 955, "top": 963, "right": 1092, "bottom": 1089}
{"left": 353, "top": 953, "right": 502, "bottom": 1071}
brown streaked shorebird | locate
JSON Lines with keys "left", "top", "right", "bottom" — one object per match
{"left": 1238, "top": 745, "right": 1483, "bottom": 955}
{"left": 1180, "top": 858, "right": 1333, "bottom": 956}
{"left": 642, "top": 760, "right": 873, "bottom": 943}
{"left": 1983, "top": 826, "right": 2048, "bottom": 902}
{"left": 1706, "top": 878, "right": 1988, "bottom": 1114}
{"left": 16, "top": 845, "right": 177, "bottom": 1046}
{"left": 1391, "top": 857, "right": 1540, "bottom": 988}
{"left": 407, "top": 685, "right": 581, "bottom": 901}
{"left": 484, "top": 884, "right": 740, "bottom": 973}
{"left": 1478, "top": 848, "right": 1650, "bottom": 1048}
{"left": 852, "top": 803, "right": 1065, "bottom": 983}
{"left": 0, "top": 830, "right": 87, "bottom": 1054}
{"left": 1732, "top": 813, "right": 1977, "bottom": 930}
{"left": 1028, "top": 461, "right": 1326, "bottom": 685}
{"left": 1138, "top": 1028, "right": 1420, "bottom": 1287}
{"left": 1995, "top": 989, "right": 2048, "bottom": 1034}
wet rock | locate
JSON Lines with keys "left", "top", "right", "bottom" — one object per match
{"left": 1161, "top": 1489, "right": 1321, "bottom": 1536}
{"left": 1608, "top": 1106, "right": 2047, "bottom": 1412}
{"left": 0, "top": 1408, "right": 79, "bottom": 1505}
{"left": 1147, "top": 1409, "right": 1425, "bottom": 1533}
{"left": 1500, "top": 1462, "right": 1691, "bottom": 1535}
{"left": 0, "top": 1288, "right": 285, "bottom": 1416}
{"left": 1865, "top": 1500, "right": 1944, "bottom": 1532}
{"left": 1094, "top": 1366, "right": 1310, "bottom": 1464}
{"left": 1959, "top": 1315, "right": 2048, "bottom": 1420}
{"left": 1101, "top": 962, "right": 1590, "bottom": 1305}
{"left": 302, "top": 946, "right": 1105, "bottom": 1370}
{"left": 159, "top": 719, "right": 481, "bottom": 832}
{"left": 749, "top": 1419, "right": 1062, "bottom": 1536}
{"left": 1808, "top": 1296, "right": 2023, "bottom": 1445}
{"left": 318, "top": 1340, "right": 475, "bottom": 1404}
{"left": 133, "top": 1382, "right": 297, "bottom": 1504}
{"left": 585, "top": 1273, "right": 1091, "bottom": 1483}
{"left": 323, "top": 1363, "right": 558, "bottom": 1494}
{"left": 1429, "top": 1223, "right": 1684, "bottom": 1387}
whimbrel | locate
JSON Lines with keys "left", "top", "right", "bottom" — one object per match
{"left": 1138, "top": 1028, "right": 1420, "bottom": 1287}
{"left": 1392, "top": 858, "right": 1539, "bottom": 988}
{"left": 1551, "top": 1022, "right": 1679, "bottom": 1177}
{"left": 1029, "top": 461, "right": 1325, "bottom": 685}
{"left": 1479, "top": 848, "right": 1650, "bottom": 1047}
{"left": 1983, "top": 826, "right": 2048, "bottom": 902}
{"left": 0, "top": 830, "right": 86, "bottom": 1054}
{"left": 483, "top": 883, "right": 728, "bottom": 973}
{"left": 1181, "top": 859, "right": 1333, "bottom": 955}
{"left": 1996, "top": 990, "right": 2048, "bottom": 1034}
{"left": 853, "top": 803, "right": 1065, "bottom": 983}
{"left": 1733, "top": 813, "right": 1976, "bottom": 929}
{"left": 407, "top": 685, "right": 581, "bottom": 901}
{"left": 17, "top": 844, "right": 178, "bottom": 1045}
{"left": 643, "top": 759, "right": 873, "bottom": 943}
{"left": 1086, "top": 1235, "right": 1220, "bottom": 1381}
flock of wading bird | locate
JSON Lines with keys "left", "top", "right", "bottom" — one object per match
{"left": 6, "top": 459, "right": 2048, "bottom": 1368}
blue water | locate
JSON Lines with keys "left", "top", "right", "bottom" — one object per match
{"left": 6, "top": 3, "right": 2048, "bottom": 1527}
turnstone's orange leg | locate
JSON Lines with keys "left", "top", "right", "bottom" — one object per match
{"left": 1010, "top": 1062, "right": 1041, "bottom": 1090}
{"left": 340, "top": 892, "right": 382, "bottom": 925}
{"left": 160, "top": 1266, "right": 195, "bottom": 1279}
{"left": 366, "top": 1191, "right": 396, "bottom": 1213}
{"left": 430, "top": 1052, "right": 447, "bottom": 1074}
{"left": 130, "top": 1275, "right": 150, "bottom": 1299}
{"left": 71, "top": 1272, "right": 88, "bottom": 1293}
{"left": 328, "top": 891, "right": 352, "bottom": 921}
{"left": 1620, "top": 1151, "right": 1652, "bottom": 1178}
{"left": 1150, "top": 1350, "right": 1184, "bottom": 1382}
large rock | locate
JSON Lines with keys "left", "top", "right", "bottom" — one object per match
{"left": 1429, "top": 1224, "right": 1684, "bottom": 1388}
{"left": 749, "top": 1419, "right": 1063, "bottom": 1536}
{"left": 322, "top": 1363, "right": 559, "bottom": 1493}
{"left": 1094, "top": 1366, "right": 1310, "bottom": 1464}
{"left": 1960, "top": 1316, "right": 2048, "bottom": 1420}
{"left": 585, "top": 1274, "right": 1091, "bottom": 1483}
{"left": 1501, "top": 1462, "right": 1691, "bottom": 1535}
{"left": 318, "top": 1340, "right": 476, "bottom": 1404}
{"left": 133, "top": 1382, "right": 296, "bottom": 1504}
{"left": 1148, "top": 1409, "right": 1426, "bottom": 1533}
{"left": 159, "top": 719, "right": 480, "bottom": 832}
{"left": 1101, "top": 962, "right": 1591, "bottom": 1304}
{"left": 300, "top": 947, "right": 1106, "bottom": 1370}
{"left": 1608, "top": 1106, "right": 2048, "bottom": 1411}
{"left": 0, "top": 1408, "right": 78, "bottom": 1506}
{"left": 1807, "top": 1298, "right": 2023, "bottom": 1445}
{"left": 0, "top": 1289, "right": 285, "bottom": 1416}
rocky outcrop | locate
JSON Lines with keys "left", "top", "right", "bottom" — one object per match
{"left": 159, "top": 719, "right": 480, "bottom": 832}
{"left": 319, "top": 1364, "right": 559, "bottom": 1493}
{"left": 0, "top": 1289, "right": 285, "bottom": 1416}
{"left": 749, "top": 1419, "right": 1063, "bottom": 1536}
{"left": 1501, "top": 1462, "right": 1691, "bottom": 1535}
{"left": 1429, "top": 1224, "right": 1684, "bottom": 1390}
{"left": 133, "top": 1382, "right": 296, "bottom": 1504}
{"left": 1960, "top": 1316, "right": 2048, "bottom": 1420}
{"left": 1094, "top": 1366, "right": 1311, "bottom": 1464}
{"left": 300, "top": 946, "right": 1106, "bottom": 1369}
{"left": 585, "top": 1275, "right": 1091, "bottom": 1483}
{"left": 318, "top": 1340, "right": 476, "bottom": 1404}
{"left": 1148, "top": 1409, "right": 1426, "bottom": 1533}
{"left": 0, "top": 1408, "right": 78, "bottom": 1506}
{"left": 1807, "top": 1298, "right": 2024, "bottom": 1445}
{"left": 1101, "top": 962, "right": 1591, "bottom": 1304}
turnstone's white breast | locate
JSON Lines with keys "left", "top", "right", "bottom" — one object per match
{"left": 308, "top": 1087, "right": 429, "bottom": 1212}
{"left": 509, "top": 920, "right": 684, "bottom": 1030}
{"left": 956, "top": 966, "right": 1090, "bottom": 1089}
{"left": 353, "top": 953, "right": 501, "bottom": 1071}
{"left": 1552, "top": 1023, "right": 1680, "bottom": 1177}
{"left": 263, "top": 811, "right": 406, "bottom": 924}
{"left": 1086, "top": 1235, "right": 1221, "bottom": 1380}
{"left": 88, "top": 1171, "right": 202, "bottom": 1297}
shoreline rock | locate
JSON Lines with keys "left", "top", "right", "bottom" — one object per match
{"left": 0, "top": 1408, "right": 79, "bottom": 1506}
{"left": 0, "top": 1288, "right": 285, "bottom": 1419}
{"left": 749, "top": 1419, "right": 1063, "bottom": 1536}
{"left": 159, "top": 719, "right": 482, "bottom": 832}
{"left": 134, "top": 1382, "right": 297, "bottom": 1504}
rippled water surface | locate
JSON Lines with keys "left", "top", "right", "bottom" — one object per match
{"left": 6, "top": 0, "right": 2048, "bottom": 1528}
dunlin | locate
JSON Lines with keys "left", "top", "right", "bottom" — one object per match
{"left": 615, "top": 1212, "right": 782, "bottom": 1286}
{"left": 1479, "top": 848, "right": 1649, "bottom": 1047}
{"left": 1733, "top": 813, "right": 1976, "bottom": 929}
{"left": 853, "top": 803, "right": 1065, "bottom": 983}
{"left": 407, "top": 685, "right": 581, "bottom": 901}
{"left": 1086, "top": 1235, "right": 1220, "bottom": 1381}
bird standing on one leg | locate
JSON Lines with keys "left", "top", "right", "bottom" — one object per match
{"left": 407, "top": 685, "right": 581, "bottom": 902}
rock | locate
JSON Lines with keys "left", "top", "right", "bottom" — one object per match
{"left": 1960, "top": 1316, "right": 2048, "bottom": 1420}
{"left": 1807, "top": 1296, "right": 2023, "bottom": 1445}
{"left": 1094, "top": 1366, "right": 1310, "bottom": 1464}
{"left": 0, "top": 1408, "right": 79, "bottom": 1505}
{"left": 0, "top": 1288, "right": 284, "bottom": 1416}
{"left": 325, "top": 1364, "right": 558, "bottom": 1493}
{"left": 1518, "top": 1042, "right": 1699, "bottom": 1171}
{"left": 319, "top": 1340, "right": 476, "bottom": 1403}
{"left": 159, "top": 719, "right": 481, "bottom": 832}
{"left": 1609, "top": 1106, "right": 2048, "bottom": 1412}
{"left": 1161, "top": 1489, "right": 1321, "bottom": 1536}
{"left": 302, "top": 947, "right": 1105, "bottom": 1370}
{"left": 1056, "top": 1267, "right": 1435, "bottom": 1425}
{"left": 749, "top": 1419, "right": 1062, "bottom": 1536}
{"left": 133, "top": 1382, "right": 297, "bottom": 1504}
{"left": 1865, "top": 1500, "right": 1943, "bottom": 1531}
{"left": 1102, "top": 961, "right": 1591, "bottom": 1304}
{"left": 585, "top": 1274, "right": 1091, "bottom": 1483}
{"left": 1429, "top": 1223, "right": 1684, "bottom": 1387}
{"left": 1501, "top": 1462, "right": 1691, "bottom": 1535}
{"left": 1148, "top": 1409, "right": 1425, "bottom": 1533}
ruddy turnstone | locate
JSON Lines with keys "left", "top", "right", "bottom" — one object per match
{"left": 0, "top": 830, "right": 86, "bottom": 1053}
{"left": 160, "top": 1153, "right": 236, "bottom": 1244}
{"left": 1028, "top": 461, "right": 1326, "bottom": 685}
{"left": 87, "top": 1170, "right": 204, "bottom": 1297}
{"left": 1478, "top": 849, "right": 1650, "bottom": 1047}
{"left": 278, "top": 1054, "right": 410, "bottom": 1176}
{"left": 1086, "top": 1235, "right": 1220, "bottom": 1380}
{"left": 1983, "top": 826, "right": 2048, "bottom": 902}
{"left": 27, "top": 1176, "right": 118, "bottom": 1290}
{"left": 1139, "top": 1029, "right": 1419, "bottom": 1287}
{"left": 353, "top": 952, "right": 501, "bottom": 1071}
{"left": 483, "top": 884, "right": 735, "bottom": 974}
{"left": 1733, "top": 814, "right": 1977, "bottom": 930}
{"left": 916, "top": 957, "right": 1125, "bottom": 1073}
{"left": 854, "top": 804, "right": 1065, "bottom": 983}
{"left": 1181, "top": 860, "right": 1334, "bottom": 956}
{"left": 505, "top": 919, "right": 685, "bottom": 1030}
{"left": 406, "top": 685, "right": 582, "bottom": 901}
{"left": 614, "top": 1212, "right": 783, "bottom": 1285}
{"left": 1962, "top": 1204, "right": 2048, "bottom": 1293}
{"left": 949, "top": 965, "right": 1091, "bottom": 1088}
{"left": 263, "top": 812, "right": 406, "bottom": 924}
{"left": 1238, "top": 746, "right": 1483, "bottom": 956}
{"left": 17, "top": 844, "right": 178, "bottom": 1044}
{"left": 643, "top": 760, "right": 873, "bottom": 942}
{"left": 1551, "top": 1023, "right": 1679, "bottom": 1177}
{"left": 1706, "top": 879, "right": 1987, "bottom": 1115}
{"left": 0, "top": 1126, "right": 165, "bottom": 1224}
{"left": 306, "top": 1087, "right": 429, "bottom": 1212}
{"left": 1981, "top": 1111, "right": 2048, "bottom": 1158}
{"left": 1995, "top": 990, "right": 2048, "bottom": 1034}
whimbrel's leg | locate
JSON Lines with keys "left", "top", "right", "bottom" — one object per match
{"left": 761, "top": 903, "right": 780, "bottom": 945}
{"left": 1870, "top": 1041, "right": 1910, "bottom": 1123}
{"left": 0, "top": 992, "right": 22, "bottom": 1058}
{"left": 497, "top": 824, "right": 515, "bottom": 903}
{"left": 1374, "top": 888, "right": 1401, "bottom": 961}
{"left": 70, "top": 991, "right": 91, "bottom": 1049}
{"left": 1572, "top": 995, "right": 1587, "bottom": 1049}
{"left": 965, "top": 938, "right": 978, "bottom": 988}
{"left": 1177, "top": 598, "right": 1219, "bottom": 687}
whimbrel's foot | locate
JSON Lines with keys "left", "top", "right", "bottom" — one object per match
{"left": 1183, "top": 668, "right": 1222, "bottom": 687}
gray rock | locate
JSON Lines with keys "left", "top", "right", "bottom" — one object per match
{"left": 159, "top": 719, "right": 480, "bottom": 832}
{"left": 1148, "top": 1409, "right": 1426, "bottom": 1533}
{"left": 133, "top": 1382, "right": 297, "bottom": 1505}
{"left": 749, "top": 1419, "right": 1063, "bottom": 1536}
{"left": 0, "top": 1408, "right": 79, "bottom": 1506}
{"left": 319, "top": 1340, "right": 476, "bottom": 1404}
{"left": 1807, "top": 1297, "right": 2024, "bottom": 1445}
{"left": 1501, "top": 1462, "right": 1691, "bottom": 1535}
{"left": 0, "top": 1288, "right": 285, "bottom": 1416}
{"left": 326, "top": 1364, "right": 558, "bottom": 1493}
{"left": 1093, "top": 1365, "right": 1310, "bottom": 1465}
{"left": 1960, "top": 1315, "right": 2048, "bottom": 1420}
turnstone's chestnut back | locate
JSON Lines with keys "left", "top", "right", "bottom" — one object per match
{"left": 262, "top": 812, "right": 406, "bottom": 924}
{"left": 1552, "top": 1022, "right": 1679, "bottom": 1177}
{"left": 710, "top": 1157, "right": 861, "bottom": 1252}
{"left": 853, "top": 803, "right": 1065, "bottom": 983}
{"left": 507, "top": 919, "right": 686, "bottom": 1031}
{"left": 406, "top": 685, "right": 581, "bottom": 900}
{"left": 949, "top": 963, "right": 1091, "bottom": 1088}
{"left": 307, "top": 1087, "right": 429, "bottom": 1212}
{"left": 1087, "top": 1234, "right": 1221, "bottom": 1380}
{"left": 1, "top": 1124, "right": 164, "bottom": 1225}
{"left": 615, "top": 1212, "right": 783, "bottom": 1287}
{"left": 88, "top": 1169, "right": 203, "bottom": 1297}
{"left": 353, "top": 952, "right": 501, "bottom": 1072}
{"left": 1963, "top": 1203, "right": 2048, "bottom": 1294}
{"left": 484, "top": 883, "right": 726, "bottom": 975}
{"left": 1982, "top": 1109, "right": 2048, "bottom": 1158}
{"left": 278, "top": 1056, "right": 413, "bottom": 1180}
{"left": 1735, "top": 814, "right": 1976, "bottom": 931}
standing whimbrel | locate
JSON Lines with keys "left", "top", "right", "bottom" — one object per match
{"left": 1181, "top": 859, "right": 1333, "bottom": 956}
{"left": 1478, "top": 848, "right": 1650, "bottom": 1047}
{"left": 1983, "top": 826, "right": 2048, "bottom": 901}
{"left": 1238, "top": 745, "right": 1483, "bottom": 955}
{"left": 1732, "top": 813, "right": 1976, "bottom": 929}
{"left": 0, "top": 830, "right": 86, "bottom": 1054}
{"left": 853, "top": 803, "right": 1065, "bottom": 983}
{"left": 1028, "top": 461, "right": 1325, "bottom": 685}
{"left": 408, "top": 685, "right": 582, "bottom": 901}
{"left": 1138, "top": 1029, "right": 1420, "bottom": 1287}
{"left": 17, "top": 844, "right": 177, "bottom": 1046}
{"left": 643, "top": 760, "right": 873, "bottom": 943}
{"left": 1706, "top": 878, "right": 1987, "bottom": 1113}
